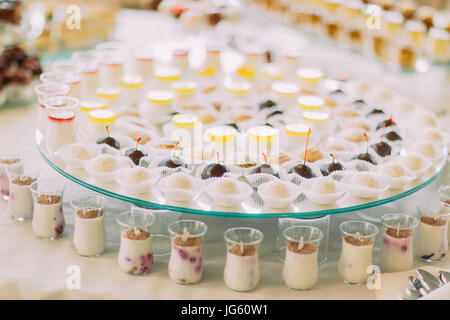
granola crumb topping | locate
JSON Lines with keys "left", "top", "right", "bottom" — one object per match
{"left": 0, "top": 158, "right": 20, "bottom": 165}
{"left": 385, "top": 227, "right": 413, "bottom": 239}
{"left": 228, "top": 244, "right": 257, "bottom": 256}
{"left": 288, "top": 241, "right": 317, "bottom": 254}
{"left": 344, "top": 235, "right": 373, "bottom": 246}
{"left": 37, "top": 194, "right": 61, "bottom": 205}
{"left": 173, "top": 236, "right": 202, "bottom": 247}
{"left": 77, "top": 208, "right": 103, "bottom": 219}
{"left": 421, "top": 216, "right": 447, "bottom": 227}
{"left": 124, "top": 227, "right": 150, "bottom": 240}
{"left": 11, "top": 176, "right": 35, "bottom": 186}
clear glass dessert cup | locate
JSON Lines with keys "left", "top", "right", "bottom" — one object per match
{"left": 338, "top": 221, "right": 378, "bottom": 285}
{"left": 70, "top": 195, "right": 108, "bottom": 257}
{"left": 43, "top": 96, "right": 80, "bottom": 152}
{"left": 0, "top": 153, "right": 23, "bottom": 200}
{"left": 30, "top": 179, "right": 66, "bottom": 240}
{"left": 7, "top": 166, "right": 39, "bottom": 221}
{"left": 168, "top": 220, "right": 208, "bottom": 285}
{"left": 416, "top": 200, "right": 449, "bottom": 262}
{"left": 380, "top": 214, "right": 418, "bottom": 272}
{"left": 116, "top": 210, "right": 155, "bottom": 275}
{"left": 223, "top": 227, "right": 263, "bottom": 292}
{"left": 283, "top": 226, "right": 323, "bottom": 290}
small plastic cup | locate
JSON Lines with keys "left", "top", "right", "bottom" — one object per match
{"left": 223, "top": 227, "right": 263, "bottom": 292}
{"left": 30, "top": 179, "right": 66, "bottom": 239}
{"left": 380, "top": 214, "right": 418, "bottom": 272}
{"left": 71, "top": 195, "right": 107, "bottom": 257}
{"left": 117, "top": 209, "right": 155, "bottom": 275}
{"left": 0, "top": 154, "right": 23, "bottom": 200}
{"left": 7, "top": 166, "right": 39, "bottom": 221}
{"left": 168, "top": 220, "right": 207, "bottom": 285}
{"left": 283, "top": 226, "right": 322, "bottom": 290}
{"left": 338, "top": 221, "right": 378, "bottom": 285}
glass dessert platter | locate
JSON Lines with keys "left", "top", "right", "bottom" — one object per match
{"left": 36, "top": 130, "right": 447, "bottom": 219}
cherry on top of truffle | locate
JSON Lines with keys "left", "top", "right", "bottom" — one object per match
{"left": 370, "top": 141, "right": 392, "bottom": 157}
{"left": 384, "top": 131, "right": 402, "bottom": 141}
{"left": 320, "top": 154, "right": 344, "bottom": 176}
{"left": 126, "top": 137, "right": 148, "bottom": 165}
{"left": 251, "top": 153, "right": 279, "bottom": 177}
{"left": 97, "top": 126, "right": 120, "bottom": 150}
{"left": 259, "top": 99, "right": 277, "bottom": 110}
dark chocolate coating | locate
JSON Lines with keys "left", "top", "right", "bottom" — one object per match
{"left": 366, "top": 108, "right": 385, "bottom": 117}
{"left": 251, "top": 163, "right": 279, "bottom": 177}
{"left": 351, "top": 153, "right": 377, "bottom": 165}
{"left": 126, "top": 148, "right": 148, "bottom": 166}
{"left": 258, "top": 99, "right": 277, "bottom": 110}
{"left": 158, "top": 156, "right": 187, "bottom": 169}
{"left": 376, "top": 119, "right": 395, "bottom": 131}
{"left": 320, "top": 162, "right": 344, "bottom": 176}
{"left": 266, "top": 109, "right": 283, "bottom": 119}
{"left": 288, "top": 164, "right": 316, "bottom": 179}
{"left": 97, "top": 136, "right": 120, "bottom": 150}
{"left": 201, "top": 163, "right": 229, "bottom": 180}
{"left": 384, "top": 131, "right": 402, "bottom": 141}
{"left": 371, "top": 141, "right": 392, "bottom": 157}
{"left": 225, "top": 122, "right": 239, "bottom": 131}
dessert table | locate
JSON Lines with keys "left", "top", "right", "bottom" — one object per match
{"left": 1, "top": 103, "right": 449, "bottom": 300}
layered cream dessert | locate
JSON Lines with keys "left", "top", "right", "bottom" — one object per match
{"left": 382, "top": 227, "right": 415, "bottom": 272}
{"left": 118, "top": 227, "right": 153, "bottom": 275}
{"left": 338, "top": 233, "right": 374, "bottom": 284}
{"left": 283, "top": 240, "right": 319, "bottom": 290}
{"left": 224, "top": 243, "right": 260, "bottom": 292}
{"left": 168, "top": 235, "right": 203, "bottom": 284}
{"left": 8, "top": 176, "right": 35, "bottom": 221}
{"left": 73, "top": 208, "right": 106, "bottom": 257}
{"left": 32, "top": 194, "right": 65, "bottom": 239}
{"left": 0, "top": 158, "right": 22, "bottom": 199}
{"left": 417, "top": 215, "right": 448, "bottom": 262}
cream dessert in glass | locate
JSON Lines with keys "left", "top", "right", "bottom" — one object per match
{"left": 44, "top": 96, "right": 79, "bottom": 152}
{"left": 438, "top": 185, "right": 450, "bottom": 243}
{"left": 34, "top": 83, "right": 70, "bottom": 135}
{"left": 71, "top": 195, "right": 107, "bottom": 257}
{"left": 51, "top": 60, "right": 83, "bottom": 101}
{"left": 380, "top": 214, "right": 418, "bottom": 272}
{"left": 30, "top": 179, "right": 65, "bottom": 239}
{"left": 117, "top": 209, "right": 155, "bottom": 275}
{"left": 0, "top": 155, "right": 23, "bottom": 200}
{"left": 338, "top": 221, "right": 378, "bottom": 284}
{"left": 71, "top": 50, "right": 100, "bottom": 101}
{"left": 223, "top": 227, "right": 263, "bottom": 292}
{"left": 282, "top": 226, "right": 323, "bottom": 290}
{"left": 416, "top": 200, "right": 448, "bottom": 262}
{"left": 95, "top": 41, "right": 125, "bottom": 89}
{"left": 7, "top": 167, "right": 39, "bottom": 221}
{"left": 168, "top": 220, "right": 207, "bottom": 285}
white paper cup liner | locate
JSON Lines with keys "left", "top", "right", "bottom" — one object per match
{"left": 205, "top": 177, "right": 253, "bottom": 207}
{"left": 85, "top": 155, "right": 131, "bottom": 182}
{"left": 376, "top": 161, "right": 416, "bottom": 189}
{"left": 115, "top": 167, "right": 160, "bottom": 194}
{"left": 58, "top": 143, "right": 101, "bottom": 170}
{"left": 157, "top": 173, "right": 204, "bottom": 202}
{"left": 340, "top": 171, "right": 390, "bottom": 199}
{"left": 301, "top": 177, "right": 346, "bottom": 205}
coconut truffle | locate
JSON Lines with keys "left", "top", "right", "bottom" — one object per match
{"left": 380, "top": 163, "right": 405, "bottom": 178}
{"left": 167, "top": 173, "right": 193, "bottom": 190}
{"left": 350, "top": 173, "right": 379, "bottom": 189}
{"left": 344, "top": 129, "right": 367, "bottom": 143}
{"left": 414, "top": 142, "right": 437, "bottom": 158}
{"left": 213, "top": 179, "right": 238, "bottom": 195}
{"left": 299, "top": 147, "right": 323, "bottom": 162}
{"left": 124, "top": 167, "right": 151, "bottom": 184}
{"left": 423, "top": 130, "right": 443, "bottom": 142}
{"left": 68, "top": 144, "right": 91, "bottom": 160}
{"left": 415, "top": 112, "right": 437, "bottom": 127}
{"left": 311, "top": 178, "right": 337, "bottom": 194}
{"left": 266, "top": 182, "right": 290, "bottom": 198}
{"left": 92, "top": 155, "right": 119, "bottom": 172}
{"left": 402, "top": 155, "right": 423, "bottom": 171}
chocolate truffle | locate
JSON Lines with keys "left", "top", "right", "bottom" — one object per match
{"left": 251, "top": 163, "right": 279, "bottom": 177}
{"left": 97, "top": 136, "right": 120, "bottom": 150}
{"left": 366, "top": 108, "right": 385, "bottom": 117}
{"left": 320, "top": 162, "right": 344, "bottom": 176}
{"left": 351, "top": 153, "right": 377, "bottom": 165}
{"left": 376, "top": 119, "right": 395, "bottom": 131}
{"left": 371, "top": 141, "right": 392, "bottom": 157}
{"left": 384, "top": 131, "right": 402, "bottom": 141}
{"left": 288, "top": 164, "right": 316, "bottom": 179}
{"left": 201, "top": 163, "right": 229, "bottom": 180}
{"left": 259, "top": 99, "right": 277, "bottom": 110}
{"left": 125, "top": 148, "right": 148, "bottom": 166}
{"left": 158, "top": 156, "right": 187, "bottom": 169}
